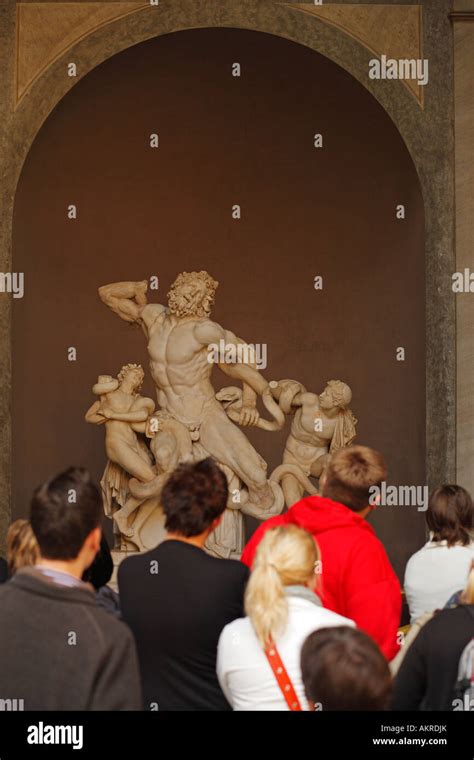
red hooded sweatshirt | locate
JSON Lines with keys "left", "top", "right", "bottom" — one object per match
{"left": 241, "top": 495, "right": 401, "bottom": 661}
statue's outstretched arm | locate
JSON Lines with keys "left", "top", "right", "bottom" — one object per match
{"left": 106, "top": 397, "right": 154, "bottom": 424}
{"left": 102, "top": 408, "right": 149, "bottom": 423}
{"left": 298, "top": 391, "right": 319, "bottom": 406}
{"left": 270, "top": 380, "right": 309, "bottom": 413}
{"left": 98, "top": 281, "right": 148, "bottom": 323}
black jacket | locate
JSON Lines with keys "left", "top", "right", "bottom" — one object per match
{"left": 119, "top": 539, "right": 249, "bottom": 711}
{"left": 392, "top": 605, "right": 474, "bottom": 711}
{"left": 0, "top": 568, "right": 142, "bottom": 710}
{"left": 0, "top": 557, "right": 8, "bottom": 584}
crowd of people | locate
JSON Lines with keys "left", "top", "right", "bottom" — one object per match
{"left": 0, "top": 445, "right": 472, "bottom": 711}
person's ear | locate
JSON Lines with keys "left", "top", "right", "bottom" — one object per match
{"left": 369, "top": 495, "right": 379, "bottom": 513}
{"left": 88, "top": 526, "right": 102, "bottom": 555}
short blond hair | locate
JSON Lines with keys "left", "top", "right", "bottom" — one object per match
{"left": 322, "top": 445, "right": 387, "bottom": 512}
{"left": 7, "top": 519, "right": 40, "bottom": 575}
{"left": 245, "top": 525, "right": 320, "bottom": 647}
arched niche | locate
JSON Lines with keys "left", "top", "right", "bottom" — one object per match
{"left": 12, "top": 25, "right": 426, "bottom": 577}
{"left": 0, "top": 1, "right": 454, "bottom": 563}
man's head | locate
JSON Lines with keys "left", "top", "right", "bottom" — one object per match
{"left": 117, "top": 363, "right": 144, "bottom": 394}
{"left": 167, "top": 271, "right": 218, "bottom": 318}
{"left": 30, "top": 467, "right": 102, "bottom": 569}
{"left": 321, "top": 444, "right": 387, "bottom": 513}
{"left": 301, "top": 626, "right": 392, "bottom": 711}
{"left": 161, "top": 458, "right": 228, "bottom": 538}
{"left": 319, "top": 380, "right": 352, "bottom": 411}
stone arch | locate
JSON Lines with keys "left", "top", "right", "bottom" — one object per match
{"left": 12, "top": 2, "right": 425, "bottom": 190}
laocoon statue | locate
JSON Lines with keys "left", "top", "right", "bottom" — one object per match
{"left": 86, "top": 271, "right": 357, "bottom": 560}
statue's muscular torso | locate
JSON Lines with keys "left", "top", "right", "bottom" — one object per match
{"left": 285, "top": 394, "right": 337, "bottom": 469}
{"left": 142, "top": 304, "right": 221, "bottom": 424}
{"left": 292, "top": 396, "right": 337, "bottom": 445}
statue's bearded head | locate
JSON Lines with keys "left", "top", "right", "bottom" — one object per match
{"left": 167, "top": 271, "right": 219, "bottom": 318}
{"left": 320, "top": 380, "right": 352, "bottom": 411}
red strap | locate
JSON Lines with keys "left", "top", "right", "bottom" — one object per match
{"left": 264, "top": 638, "right": 302, "bottom": 711}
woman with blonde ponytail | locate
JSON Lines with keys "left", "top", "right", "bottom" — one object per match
{"left": 217, "top": 525, "right": 354, "bottom": 710}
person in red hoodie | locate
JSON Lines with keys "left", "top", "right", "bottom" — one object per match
{"left": 241, "top": 445, "right": 401, "bottom": 660}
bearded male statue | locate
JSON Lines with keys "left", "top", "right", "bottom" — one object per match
{"left": 98, "top": 272, "right": 287, "bottom": 556}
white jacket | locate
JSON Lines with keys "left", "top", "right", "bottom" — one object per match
{"left": 217, "top": 591, "right": 354, "bottom": 711}
{"left": 404, "top": 539, "right": 474, "bottom": 623}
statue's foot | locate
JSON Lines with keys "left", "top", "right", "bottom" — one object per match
{"left": 247, "top": 481, "right": 274, "bottom": 511}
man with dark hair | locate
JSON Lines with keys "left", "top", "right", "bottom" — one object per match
{"left": 241, "top": 445, "right": 401, "bottom": 660}
{"left": 119, "top": 457, "right": 249, "bottom": 710}
{"left": 0, "top": 467, "right": 142, "bottom": 710}
{"left": 301, "top": 626, "right": 392, "bottom": 711}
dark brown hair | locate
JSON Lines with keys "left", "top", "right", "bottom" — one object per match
{"left": 426, "top": 485, "right": 473, "bottom": 547}
{"left": 321, "top": 445, "right": 387, "bottom": 512}
{"left": 301, "top": 626, "right": 392, "bottom": 711}
{"left": 161, "top": 458, "right": 228, "bottom": 537}
{"left": 30, "top": 467, "right": 102, "bottom": 560}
